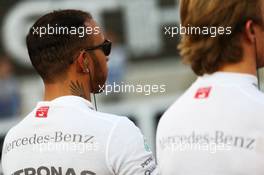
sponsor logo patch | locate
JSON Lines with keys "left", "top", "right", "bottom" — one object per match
{"left": 35, "top": 106, "right": 49, "bottom": 118}
{"left": 194, "top": 87, "right": 212, "bottom": 99}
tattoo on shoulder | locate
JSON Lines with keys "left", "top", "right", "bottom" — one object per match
{"left": 69, "top": 81, "right": 86, "bottom": 98}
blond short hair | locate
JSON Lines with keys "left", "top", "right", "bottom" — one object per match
{"left": 178, "top": 0, "right": 262, "bottom": 75}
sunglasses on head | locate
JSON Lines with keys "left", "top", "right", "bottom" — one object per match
{"left": 85, "top": 39, "right": 112, "bottom": 56}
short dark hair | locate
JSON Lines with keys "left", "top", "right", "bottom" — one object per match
{"left": 26, "top": 9, "right": 93, "bottom": 82}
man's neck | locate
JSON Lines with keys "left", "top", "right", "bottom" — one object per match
{"left": 44, "top": 80, "right": 91, "bottom": 101}
{"left": 219, "top": 56, "right": 257, "bottom": 77}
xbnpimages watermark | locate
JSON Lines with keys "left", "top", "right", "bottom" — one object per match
{"left": 164, "top": 24, "right": 232, "bottom": 38}
{"left": 31, "top": 24, "right": 100, "bottom": 38}
{"left": 99, "top": 82, "right": 166, "bottom": 96}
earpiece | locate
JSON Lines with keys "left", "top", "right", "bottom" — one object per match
{"left": 83, "top": 58, "right": 89, "bottom": 73}
{"left": 246, "top": 20, "right": 261, "bottom": 90}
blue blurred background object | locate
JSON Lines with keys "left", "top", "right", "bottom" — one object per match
{"left": 0, "top": 56, "right": 21, "bottom": 119}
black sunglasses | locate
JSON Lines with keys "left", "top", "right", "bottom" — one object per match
{"left": 85, "top": 40, "right": 112, "bottom": 56}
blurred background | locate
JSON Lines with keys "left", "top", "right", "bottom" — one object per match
{"left": 0, "top": 0, "right": 198, "bottom": 170}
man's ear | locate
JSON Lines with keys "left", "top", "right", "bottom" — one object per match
{"left": 77, "top": 51, "right": 90, "bottom": 73}
{"left": 245, "top": 20, "right": 256, "bottom": 43}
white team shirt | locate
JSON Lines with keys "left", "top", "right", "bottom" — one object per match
{"left": 1, "top": 96, "right": 157, "bottom": 175}
{"left": 157, "top": 72, "right": 264, "bottom": 175}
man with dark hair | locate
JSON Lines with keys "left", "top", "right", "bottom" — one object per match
{"left": 1, "top": 10, "right": 157, "bottom": 175}
{"left": 157, "top": 0, "right": 264, "bottom": 174}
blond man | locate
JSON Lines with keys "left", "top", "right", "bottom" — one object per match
{"left": 157, "top": 0, "right": 264, "bottom": 174}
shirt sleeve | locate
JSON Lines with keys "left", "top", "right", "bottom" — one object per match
{"left": 107, "top": 117, "right": 158, "bottom": 175}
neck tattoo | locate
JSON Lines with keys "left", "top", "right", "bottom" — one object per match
{"left": 69, "top": 81, "right": 86, "bottom": 99}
